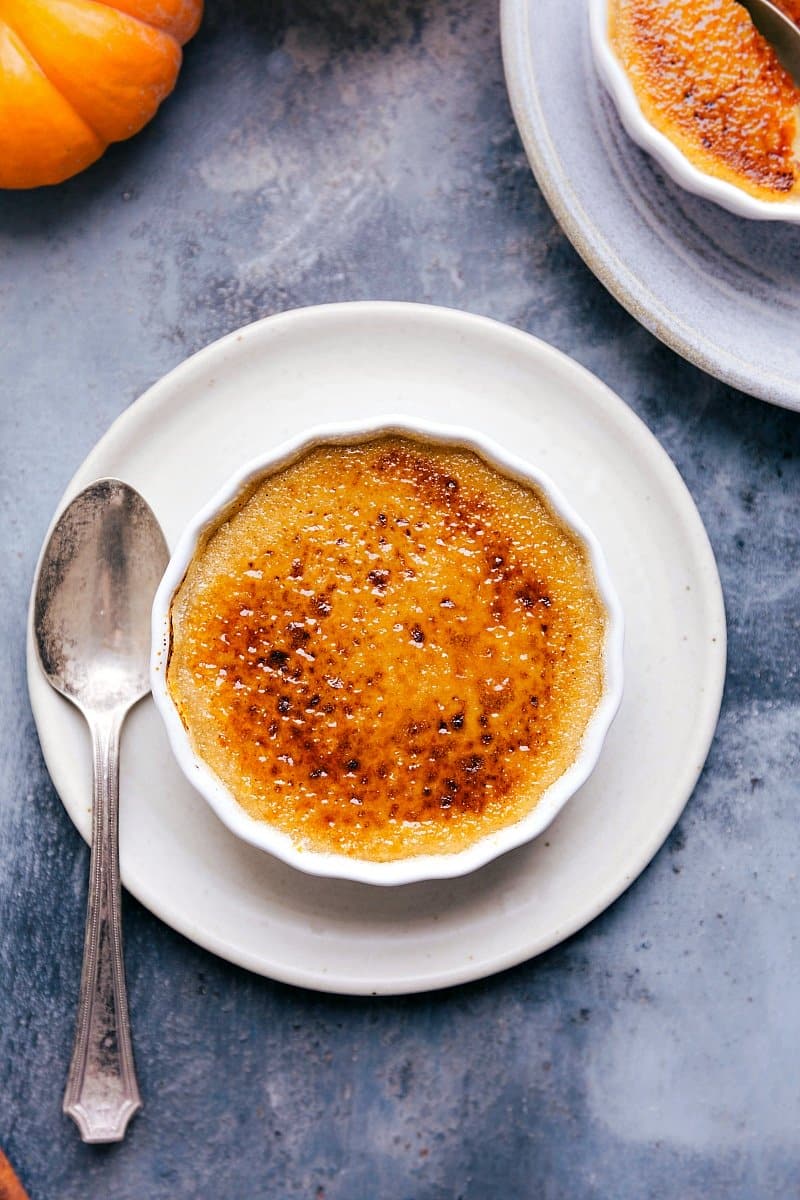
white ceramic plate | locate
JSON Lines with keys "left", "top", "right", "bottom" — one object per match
{"left": 27, "top": 303, "right": 726, "bottom": 995}
{"left": 501, "top": 0, "right": 800, "bottom": 412}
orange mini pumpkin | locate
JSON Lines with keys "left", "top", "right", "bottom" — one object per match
{"left": 0, "top": 0, "right": 202, "bottom": 188}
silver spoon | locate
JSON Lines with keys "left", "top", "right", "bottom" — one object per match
{"left": 34, "top": 479, "right": 168, "bottom": 1143}
{"left": 736, "top": 0, "right": 800, "bottom": 86}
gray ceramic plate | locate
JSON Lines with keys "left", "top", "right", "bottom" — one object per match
{"left": 501, "top": 0, "right": 800, "bottom": 412}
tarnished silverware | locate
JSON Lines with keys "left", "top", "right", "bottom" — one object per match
{"left": 34, "top": 479, "right": 168, "bottom": 1143}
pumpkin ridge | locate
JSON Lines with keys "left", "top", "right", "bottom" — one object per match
{"left": 0, "top": 18, "right": 105, "bottom": 185}
{"left": 0, "top": 7, "right": 104, "bottom": 139}
{"left": 0, "top": 0, "right": 183, "bottom": 145}
{"left": 0, "top": 0, "right": 199, "bottom": 185}
{"left": 95, "top": 0, "right": 184, "bottom": 41}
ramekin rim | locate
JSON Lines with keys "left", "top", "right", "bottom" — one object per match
{"left": 150, "top": 414, "right": 625, "bottom": 886}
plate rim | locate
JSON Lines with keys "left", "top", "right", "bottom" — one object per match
{"left": 499, "top": 0, "right": 800, "bottom": 414}
{"left": 27, "top": 301, "right": 728, "bottom": 994}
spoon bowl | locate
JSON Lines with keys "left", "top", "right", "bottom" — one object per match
{"left": 35, "top": 480, "right": 165, "bottom": 714}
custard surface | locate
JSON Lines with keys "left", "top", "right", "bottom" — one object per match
{"left": 610, "top": 0, "right": 800, "bottom": 200}
{"left": 167, "top": 438, "right": 606, "bottom": 861}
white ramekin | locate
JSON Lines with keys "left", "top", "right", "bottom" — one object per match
{"left": 589, "top": 0, "right": 800, "bottom": 223}
{"left": 151, "top": 416, "right": 624, "bottom": 886}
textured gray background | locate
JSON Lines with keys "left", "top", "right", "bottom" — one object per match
{"left": 1, "top": 1, "right": 799, "bottom": 1197}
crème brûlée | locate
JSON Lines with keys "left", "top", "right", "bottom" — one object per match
{"left": 609, "top": 0, "right": 800, "bottom": 200}
{"left": 167, "top": 438, "right": 607, "bottom": 862}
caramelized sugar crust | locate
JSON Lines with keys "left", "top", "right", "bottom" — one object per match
{"left": 167, "top": 439, "right": 606, "bottom": 861}
{"left": 610, "top": 0, "right": 800, "bottom": 200}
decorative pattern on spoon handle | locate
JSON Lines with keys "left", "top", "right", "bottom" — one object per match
{"left": 63, "top": 709, "right": 142, "bottom": 1143}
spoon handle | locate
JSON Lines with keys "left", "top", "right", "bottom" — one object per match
{"left": 63, "top": 709, "right": 142, "bottom": 1143}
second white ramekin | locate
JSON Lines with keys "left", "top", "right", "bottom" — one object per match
{"left": 590, "top": 0, "right": 800, "bottom": 222}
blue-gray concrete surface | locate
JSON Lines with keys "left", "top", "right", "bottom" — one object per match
{"left": 1, "top": 1, "right": 799, "bottom": 1196}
